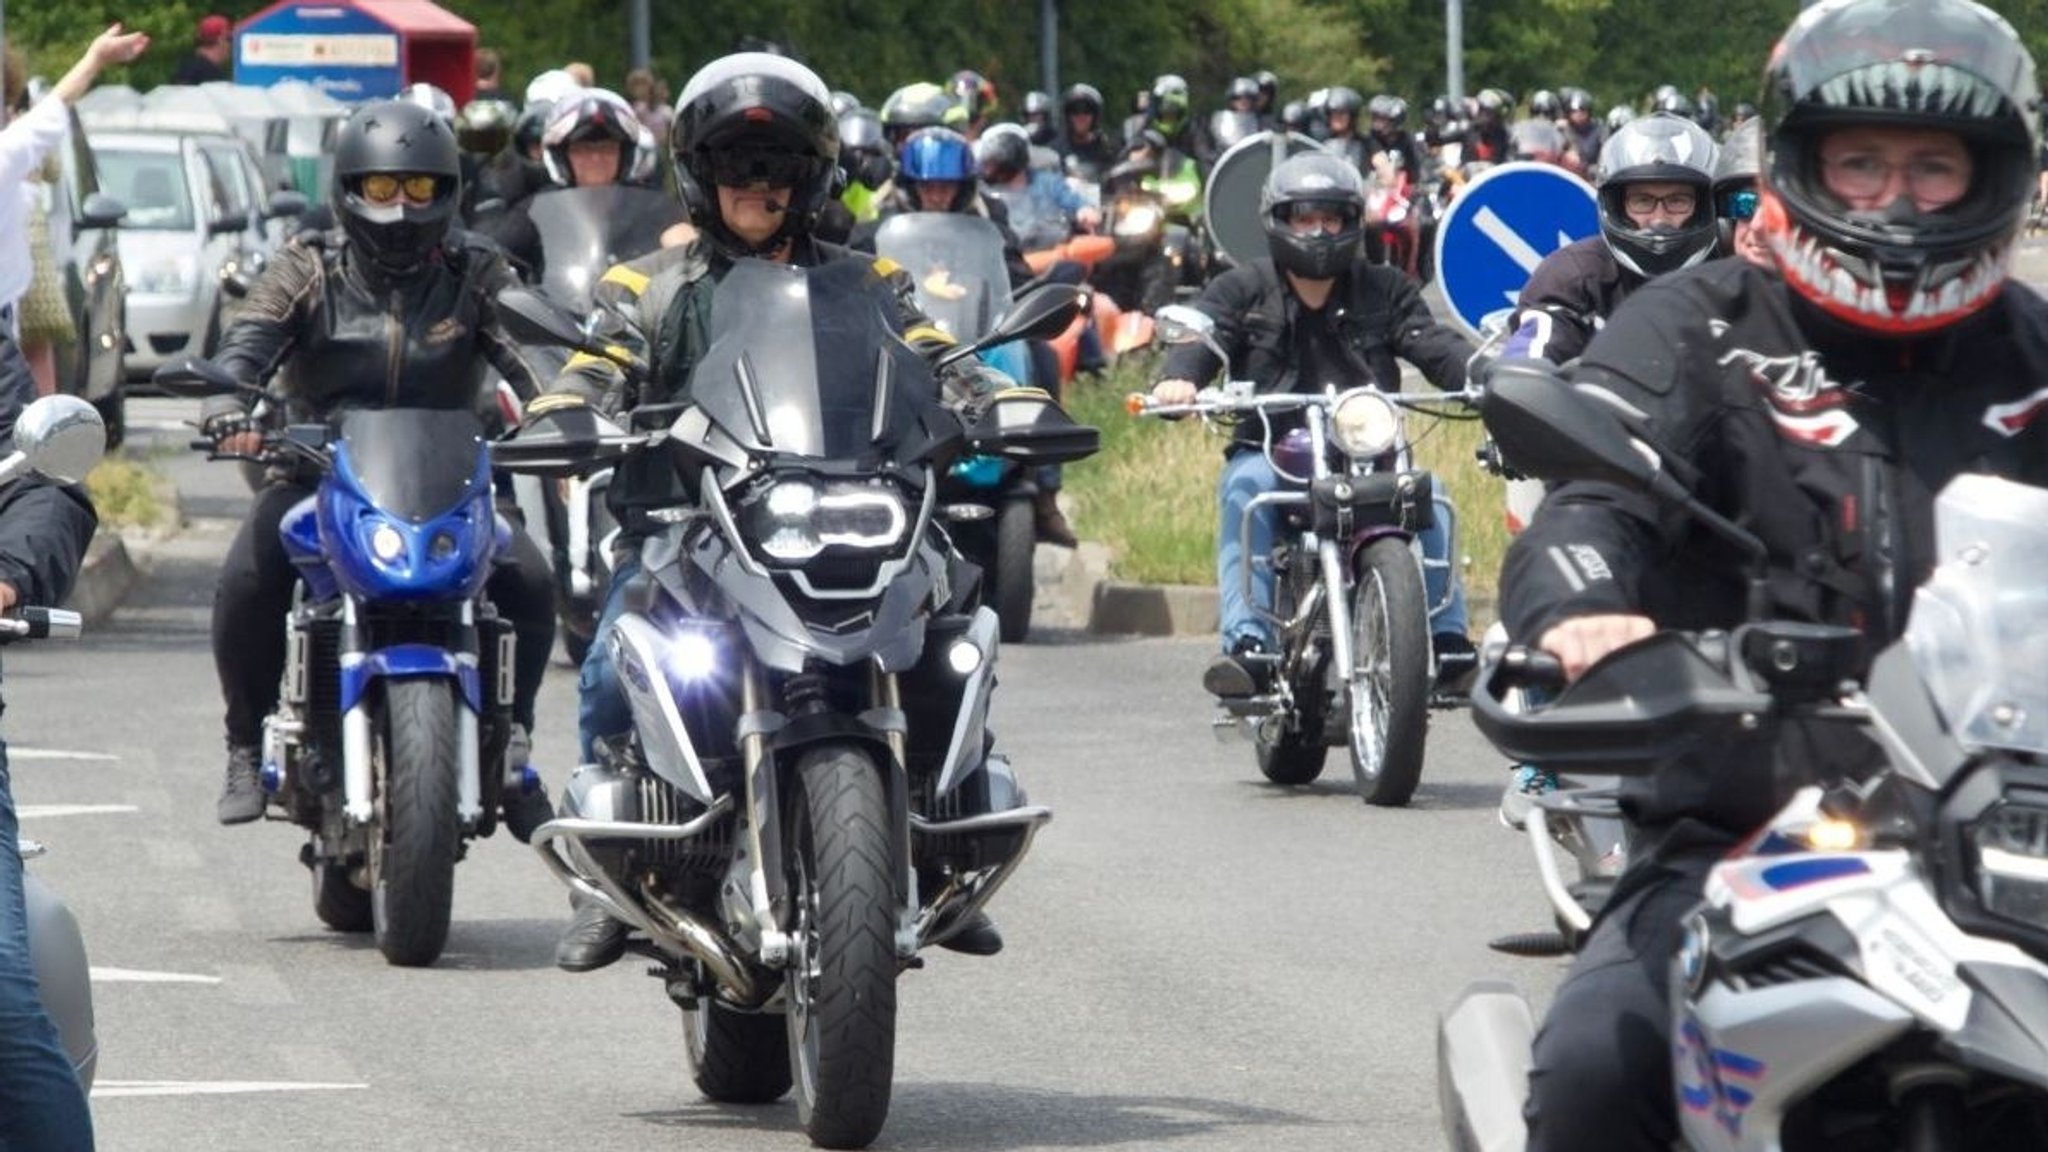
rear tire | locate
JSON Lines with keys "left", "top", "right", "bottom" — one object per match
{"left": 684, "top": 995, "right": 791, "bottom": 1104}
{"left": 1347, "top": 537, "right": 1431, "bottom": 807}
{"left": 370, "top": 680, "right": 462, "bottom": 966}
{"left": 786, "top": 744, "right": 898, "bottom": 1149}
{"left": 993, "top": 498, "right": 1035, "bottom": 644}
{"left": 311, "top": 858, "right": 371, "bottom": 932}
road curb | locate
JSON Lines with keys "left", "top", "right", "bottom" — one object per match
{"left": 66, "top": 480, "right": 185, "bottom": 627}
{"left": 1088, "top": 582, "right": 1219, "bottom": 637}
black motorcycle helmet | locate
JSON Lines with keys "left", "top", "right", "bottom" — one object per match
{"left": 1652, "top": 89, "right": 1697, "bottom": 122}
{"left": 838, "top": 108, "right": 893, "bottom": 192}
{"left": 513, "top": 100, "right": 553, "bottom": 160}
{"left": 1260, "top": 151, "right": 1366, "bottom": 279}
{"left": 1324, "top": 86, "right": 1364, "bottom": 135}
{"left": 1227, "top": 76, "right": 1260, "bottom": 108}
{"left": 880, "top": 82, "right": 954, "bottom": 149}
{"left": 1561, "top": 87, "right": 1596, "bottom": 118}
{"left": 1280, "top": 100, "right": 1309, "bottom": 134}
{"left": 1060, "top": 83, "right": 1104, "bottom": 128}
{"left": 1757, "top": 0, "right": 2038, "bottom": 335}
{"left": 671, "top": 52, "right": 841, "bottom": 257}
{"left": 332, "top": 99, "right": 462, "bottom": 277}
{"left": 1594, "top": 112, "right": 1718, "bottom": 277}
{"left": 455, "top": 98, "right": 512, "bottom": 158}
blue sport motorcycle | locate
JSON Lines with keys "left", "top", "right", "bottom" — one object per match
{"left": 161, "top": 362, "right": 524, "bottom": 967}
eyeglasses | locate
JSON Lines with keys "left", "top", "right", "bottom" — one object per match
{"left": 356, "top": 173, "right": 442, "bottom": 206}
{"left": 1282, "top": 202, "right": 1356, "bottom": 235}
{"left": 1821, "top": 154, "right": 1969, "bottom": 203}
{"left": 1622, "top": 190, "right": 1698, "bottom": 216}
{"left": 706, "top": 146, "right": 813, "bottom": 189}
{"left": 1718, "top": 188, "right": 1760, "bottom": 222}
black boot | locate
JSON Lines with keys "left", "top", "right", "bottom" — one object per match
{"left": 498, "top": 724, "right": 553, "bottom": 844}
{"left": 1032, "top": 490, "right": 1078, "bottom": 549}
{"left": 1203, "top": 636, "right": 1273, "bottom": 698}
{"left": 555, "top": 898, "right": 629, "bottom": 972}
{"left": 216, "top": 744, "right": 265, "bottom": 826}
{"left": 1432, "top": 632, "right": 1479, "bottom": 695}
{"left": 937, "top": 909, "right": 1005, "bottom": 956}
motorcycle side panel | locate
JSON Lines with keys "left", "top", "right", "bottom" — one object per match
{"left": 1677, "top": 978, "right": 1913, "bottom": 1151}
{"left": 279, "top": 494, "right": 338, "bottom": 603}
{"left": 608, "top": 613, "right": 718, "bottom": 804}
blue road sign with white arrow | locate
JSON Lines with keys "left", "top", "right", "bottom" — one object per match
{"left": 1432, "top": 162, "right": 1599, "bottom": 339}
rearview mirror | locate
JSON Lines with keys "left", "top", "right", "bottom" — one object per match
{"left": 153, "top": 356, "right": 258, "bottom": 401}
{"left": 933, "top": 283, "right": 1087, "bottom": 371}
{"left": 962, "top": 387, "right": 1100, "bottom": 466}
{"left": 4, "top": 396, "right": 106, "bottom": 485}
{"left": 209, "top": 211, "right": 250, "bottom": 236}
{"left": 77, "top": 192, "right": 127, "bottom": 231}
{"left": 265, "top": 190, "right": 309, "bottom": 220}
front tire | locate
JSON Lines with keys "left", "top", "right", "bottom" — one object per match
{"left": 370, "top": 680, "right": 462, "bottom": 966}
{"left": 685, "top": 995, "right": 791, "bottom": 1104}
{"left": 1347, "top": 537, "right": 1430, "bottom": 807}
{"left": 993, "top": 497, "right": 1035, "bottom": 644}
{"left": 786, "top": 744, "right": 898, "bottom": 1149}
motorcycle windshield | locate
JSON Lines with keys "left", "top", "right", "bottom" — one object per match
{"left": 689, "top": 259, "right": 937, "bottom": 461}
{"left": 526, "top": 185, "right": 686, "bottom": 312}
{"left": 1907, "top": 475, "right": 2048, "bottom": 756}
{"left": 1209, "top": 110, "right": 1259, "bottom": 150}
{"left": 871, "top": 213, "right": 1013, "bottom": 344}
{"left": 336, "top": 408, "right": 487, "bottom": 521}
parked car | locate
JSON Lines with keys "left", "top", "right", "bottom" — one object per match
{"left": 40, "top": 105, "right": 130, "bottom": 442}
{"left": 87, "top": 129, "right": 294, "bottom": 384}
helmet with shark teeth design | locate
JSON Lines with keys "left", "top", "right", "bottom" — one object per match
{"left": 1758, "top": 0, "right": 2041, "bottom": 335}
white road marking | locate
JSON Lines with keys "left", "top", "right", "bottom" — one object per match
{"left": 93, "top": 1080, "right": 368, "bottom": 1098}
{"left": 91, "top": 967, "right": 223, "bottom": 985}
{"left": 8, "top": 748, "right": 119, "bottom": 762}
{"left": 17, "top": 804, "right": 140, "bottom": 819}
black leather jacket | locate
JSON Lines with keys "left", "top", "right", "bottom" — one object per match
{"left": 208, "top": 229, "right": 545, "bottom": 428}
{"left": 1159, "top": 255, "right": 1473, "bottom": 449}
{"left": 1504, "top": 259, "right": 2048, "bottom": 857}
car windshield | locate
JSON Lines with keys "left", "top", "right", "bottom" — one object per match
{"left": 1907, "top": 474, "right": 2048, "bottom": 757}
{"left": 97, "top": 150, "right": 193, "bottom": 231}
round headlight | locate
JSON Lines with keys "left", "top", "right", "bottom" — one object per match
{"left": 1329, "top": 390, "right": 1401, "bottom": 458}
{"left": 370, "top": 523, "right": 406, "bottom": 563}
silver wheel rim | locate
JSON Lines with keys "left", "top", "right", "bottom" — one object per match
{"left": 1348, "top": 568, "right": 1393, "bottom": 779}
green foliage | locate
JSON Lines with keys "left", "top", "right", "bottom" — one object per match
{"left": 85, "top": 456, "right": 170, "bottom": 531}
{"left": 15, "top": 0, "right": 2048, "bottom": 135}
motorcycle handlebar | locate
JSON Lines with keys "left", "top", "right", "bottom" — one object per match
{"left": 0, "top": 608, "right": 83, "bottom": 642}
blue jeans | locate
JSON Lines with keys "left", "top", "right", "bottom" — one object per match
{"left": 577, "top": 552, "right": 643, "bottom": 761}
{"left": 1216, "top": 451, "right": 1467, "bottom": 650}
{"left": 0, "top": 741, "right": 96, "bottom": 1151}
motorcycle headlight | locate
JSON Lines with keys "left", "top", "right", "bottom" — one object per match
{"left": 1114, "top": 203, "right": 1162, "bottom": 237}
{"left": 1971, "top": 800, "right": 2048, "bottom": 925}
{"left": 1329, "top": 390, "right": 1402, "bottom": 458}
{"left": 369, "top": 522, "right": 406, "bottom": 564}
{"left": 740, "top": 478, "right": 909, "bottom": 564}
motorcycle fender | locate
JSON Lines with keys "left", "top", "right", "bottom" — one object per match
{"left": 935, "top": 607, "right": 1002, "bottom": 799}
{"left": 24, "top": 872, "right": 97, "bottom": 1090}
{"left": 771, "top": 712, "right": 915, "bottom": 929}
{"left": 339, "top": 644, "right": 482, "bottom": 714}
{"left": 608, "top": 614, "right": 718, "bottom": 805}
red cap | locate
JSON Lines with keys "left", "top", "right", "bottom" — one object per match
{"left": 198, "top": 15, "right": 231, "bottom": 43}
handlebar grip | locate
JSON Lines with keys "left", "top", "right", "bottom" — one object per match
{"left": 190, "top": 438, "right": 217, "bottom": 453}
{"left": 1496, "top": 646, "right": 1567, "bottom": 692}
{"left": 1124, "top": 393, "right": 1152, "bottom": 415}
{"left": 11, "top": 608, "right": 81, "bottom": 640}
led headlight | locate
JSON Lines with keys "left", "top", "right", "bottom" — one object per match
{"left": 1329, "top": 389, "right": 1402, "bottom": 458}
{"left": 369, "top": 522, "right": 406, "bottom": 564}
{"left": 1972, "top": 801, "right": 2048, "bottom": 925}
{"left": 741, "top": 478, "right": 908, "bottom": 564}
{"left": 665, "top": 629, "right": 719, "bottom": 682}
{"left": 1114, "top": 203, "right": 1162, "bottom": 237}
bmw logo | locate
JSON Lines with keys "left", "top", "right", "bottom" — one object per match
{"left": 1679, "top": 914, "right": 1711, "bottom": 995}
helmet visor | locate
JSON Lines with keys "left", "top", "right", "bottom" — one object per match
{"left": 705, "top": 145, "right": 813, "bottom": 188}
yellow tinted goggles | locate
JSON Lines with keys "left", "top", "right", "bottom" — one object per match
{"left": 357, "top": 172, "right": 442, "bottom": 206}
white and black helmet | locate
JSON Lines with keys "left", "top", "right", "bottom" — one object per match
{"left": 1594, "top": 112, "right": 1719, "bottom": 277}
{"left": 1260, "top": 152, "right": 1366, "bottom": 279}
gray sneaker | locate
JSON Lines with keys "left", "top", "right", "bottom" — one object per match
{"left": 216, "top": 745, "right": 266, "bottom": 825}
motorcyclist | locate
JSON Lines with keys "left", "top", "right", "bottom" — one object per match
{"left": 1212, "top": 76, "right": 1263, "bottom": 151}
{"left": 1147, "top": 73, "right": 1214, "bottom": 172}
{"left": 199, "top": 99, "right": 559, "bottom": 839}
{"left": 878, "top": 81, "right": 954, "bottom": 153}
{"left": 1148, "top": 153, "right": 1477, "bottom": 695}
{"left": 1499, "top": 3, "right": 2048, "bottom": 1147}
{"left": 1468, "top": 88, "right": 1514, "bottom": 163}
{"left": 1558, "top": 87, "right": 1605, "bottom": 174}
{"left": 1056, "top": 83, "right": 1121, "bottom": 181}
{"left": 1365, "top": 95, "right": 1424, "bottom": 186}
{"left": 976, "top": 123, "right": 1099, "bottom": 249}
{"left": 473, "top": 100, "right": 556, "bottom": 226}
{"left": 476, "top": 88, "right": 650, "bottom": 279}
{"left": 949, "top": 69, "right": 999, "bottom": 140}
{"left": 833, "top": 106, "right": 893, "bottom": 227}
{"left": 1251, "top": 69, "right": 1281, "bottom": 131}
{"left": 1712, "top": 117, "right": 1767, "bottom": 265}
{"left": 1020, "top": 89, "right": 1058, "bottom": 148}
{"left": 455, "top": 97, "right": 516, "bottom": 219}
{"left": 866, "top": 125, "right": 1082, "bottom": 546}
{"left": 1320, "top": 87, "right": 1370, "bottom": 174}
{"left": 1501, "top": 113, "right": 1719, "bottom": 365}
{"left": 538, "top": 53, "right": 1020, "bottom": 970}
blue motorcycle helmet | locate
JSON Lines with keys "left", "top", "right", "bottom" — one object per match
{"left": 897, "top": 126, "right": 977, "bottom": 211}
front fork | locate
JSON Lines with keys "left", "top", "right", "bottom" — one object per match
{"left": 338, "top": 596, "right": 497, "bottom": 828}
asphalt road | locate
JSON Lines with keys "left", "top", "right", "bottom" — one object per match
{"left": 10, "top": 398, "right": 1559, "bottom": 1151}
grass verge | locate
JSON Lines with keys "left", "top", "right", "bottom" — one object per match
{"left": 85, "top": 455, "right": 173, "bottom": 532}
{"left": 1061, "top": 355, "right": 1510, "bottom": 611}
